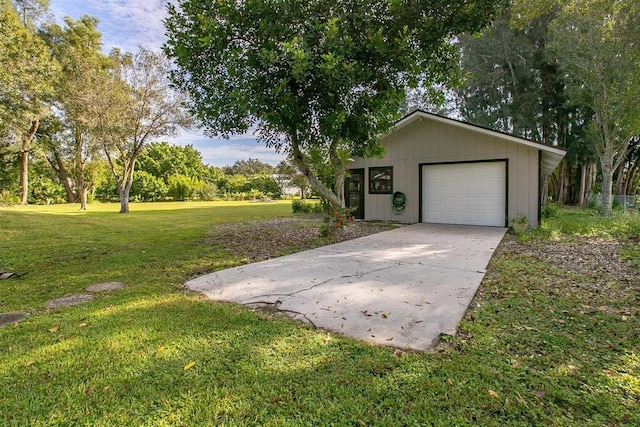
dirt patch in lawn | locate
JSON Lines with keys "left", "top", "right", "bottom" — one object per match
{"left": 500, "top": 236, "right": 638, "bottom": 288}
{"left": 45, "top": 294, "right": 94, "bottom": 309}
{"left": 206, "top": 217, "right": 399, "bottom": 263}
{"left": 480, "top": 235, "right": 639, "bottom": 316}
{"left": 0, "top": 311, "right": 29, "bottom": 328}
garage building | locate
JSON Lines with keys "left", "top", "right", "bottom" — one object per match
{"left": 347, "top": 111, "right": 566, "bottom": 227}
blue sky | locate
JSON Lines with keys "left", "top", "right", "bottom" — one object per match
{"left": 48, "top": 0, "right": 285, "bottom": 167}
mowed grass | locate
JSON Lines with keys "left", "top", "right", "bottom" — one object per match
{"left": 1, "top": 202, "right": 639, "bottom": 426}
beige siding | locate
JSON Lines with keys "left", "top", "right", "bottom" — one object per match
{"left": 351, "top": 120, "right": 540, "bottom": 226}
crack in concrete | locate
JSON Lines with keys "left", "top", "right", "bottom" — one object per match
{"left": 241, "top": 300, "right": 318, "bottom": 328}
{"left": 241, "top": 264, "right": 399, "bottom": 304}
{"left": 278, "top": 309, "right": 318, "bottom": 328}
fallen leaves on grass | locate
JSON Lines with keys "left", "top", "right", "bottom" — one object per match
{"left": 206, "top": 218, "right": 396, "bottom": 263}
{"left": 602, "top": 369, "right": 621, "bottom": 377}
{"left": 48, "top": 325, "right": 59, "bottom": 333}
{"left": 184, "top": 361, "right": 196, "bottom": 370}
{"left": 500, "top": 237, "right": 638, "bottom": 296}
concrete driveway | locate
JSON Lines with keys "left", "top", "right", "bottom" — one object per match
{"left": 186, "top": 223, "right": 506, "bottom": 351}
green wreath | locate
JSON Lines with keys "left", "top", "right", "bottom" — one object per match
{"left": 392, "top": 191, "right": 406, "bottom": 215}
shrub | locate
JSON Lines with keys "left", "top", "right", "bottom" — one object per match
{"left": 612, "top": 197, "right": 623, "bottom": 210}
{"left": 167, "top": 174, "right": 204, "bottom": 201}
{"left": 318, "top": 222, "right": 332, "bottom": 237}
{"left": 198, "top": 182, "right": 219, "bottom": 201}
{"left": 626, "top": 215, "right": 640, "bottom": 241}
{"left": 509, "top": 212, "right": 527, "bottom": 225}
{"left": 541, "top": 202, "right": 560, "bottom": 219}
{"left": 131, "top": 170, "right": 168, "bottom": 201}
{"left": 223, "top": 174, "right": 250, "bottom": 194}
{"left": 29, "top": 177, "right": 65, "bottom": 205}
{"left": 317, "top": 204, "right": 355, "bottom": 236}
{"left": 221, "top": 190, "right": 271, "bottom": 201}
{"left": 247, "top": 189, "right": 268, "bottom": 200}
{"left": 249, "top": 174, "right": 282, "bottom": 199}
{"left": 0, "top": 189, "right": 19, "bottom": 206}
{"left": 292, "top": 199, "right": 322, "bottom": 214}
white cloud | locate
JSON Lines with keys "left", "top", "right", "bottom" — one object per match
{"left": 166, "top": 135, "right": 286, "bottom": 167}
{"left": 198, "top": 144, "right": 286, "bottom": 167}
{"left": 50, "top": 0, "right": 169, "bottom": 52}
{"left": 49, "top": 1, "right": 283, "bottom": 167}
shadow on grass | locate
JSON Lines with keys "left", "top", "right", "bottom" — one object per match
{"left": 1, "top": 284, "right": 638, "bottom": 426}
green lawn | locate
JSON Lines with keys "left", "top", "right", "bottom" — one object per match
{"left": 1, "top": 202, "right": 638, "bottom": 426}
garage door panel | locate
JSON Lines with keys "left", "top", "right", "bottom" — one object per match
{"left": 423, "top": 162, "right": 506, "bottom": 227}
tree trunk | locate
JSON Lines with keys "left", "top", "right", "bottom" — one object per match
{"left": 55, "top": 153, "right": 77, "bottom": 203}
{"left": 19, "top": 149, "right": 29, "bottom": 205}
{"left": 80, "top": 189, "right": 89, "bottom": 211}
{"left": 554, "top": 161, "right": 566, "bottom": 204}
{"left": 560, "top": 163, "right": 571, "bottom": 204}
{"left": 45, "top": 149, "right": 76, "bottom": 203}
{"left": 578, "top": 163, "right": 587, "bottom": 207}
{"left": 329, "top": 139, "right": 346, "bottom": 207}
{"left": 118, "top": 160, "right": 136, "bottom": 214}
{"left": 600, "top": 160, "right": 614, "bottom": 215}
{"left": 614, "top": 162, "right": 626, "bottom": 195}
{"left": 540, "top": 174, "right": 549, "bottom": 207}
{"left": 586, "top": 162, "right": 597, "bottom": 205}
{"left": 19, "top": 119, "right": 40, "bottom": 205}
{"left": 118, "top": 183, "right": 130, "bottom": 214}
{"left": 549, "top": 173, "right": 559, "bottom": 202}
{"left": 290, "top": 134, "right": 341, "bottom": 206}
{"left": 626, "top": 162, "right": 639, "bottom": 197}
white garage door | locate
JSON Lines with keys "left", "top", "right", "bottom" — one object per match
{"left": 422, "top": 162, "right": 506, "bottom": 227}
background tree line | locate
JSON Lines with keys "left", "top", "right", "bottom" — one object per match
{"left": 0, "top": 0, "right": 191, "bottom": 212}
{"left": 0, "top": 0, "right": 308, "bottom": 207}
{"left": 453, "top": 0, "right": 640, "bottom": 213}
{"left": 97, "top": 147, "right": 297, "bottom": 202}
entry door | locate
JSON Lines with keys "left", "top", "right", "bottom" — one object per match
{"left": 346, "top": 169, "right": 365, "bottom": 219}
{"left": 422, "top": 162, "right": 506, "bottom": 226}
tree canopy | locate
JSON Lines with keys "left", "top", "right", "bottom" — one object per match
{"left": 223, "top": 158, "right": 274, "bottom": 176}
{"left": 549, "top": 0, "right": 640, "bottom": 214}
{"left": 456, "top": 0, "right": 640, "bottom": 210}
{"left": 0, "top": 1, "right": 58, "bottom": 204}
{"left": 43, "top": 15, "right": 110, "bottom": 209}
{"left": 94, "top": 48, "right": 193, "bottom": 213}
{"left": 164, "top": 0, "right": 500, "bottom": 206}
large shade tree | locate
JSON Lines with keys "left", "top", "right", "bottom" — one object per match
{"left": 549, "top": 0, "right": 640, "bottom": 214}
{"left": 454, "top": 6, "right": 598, "bottom": 206}
{"left": 164, "top": 0, "right": 500, "bottom": 207}
{"left": 512, "top": 0, "right": 640, "bottom": 214}
{"left": 44, "top": 15, "right": 110, "bottom": 210}
{"left": 93, "top": 48, "right": 193, "bottom": 213}
{"left": 0, "top": 2, "right": 58, "bottom": 204}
